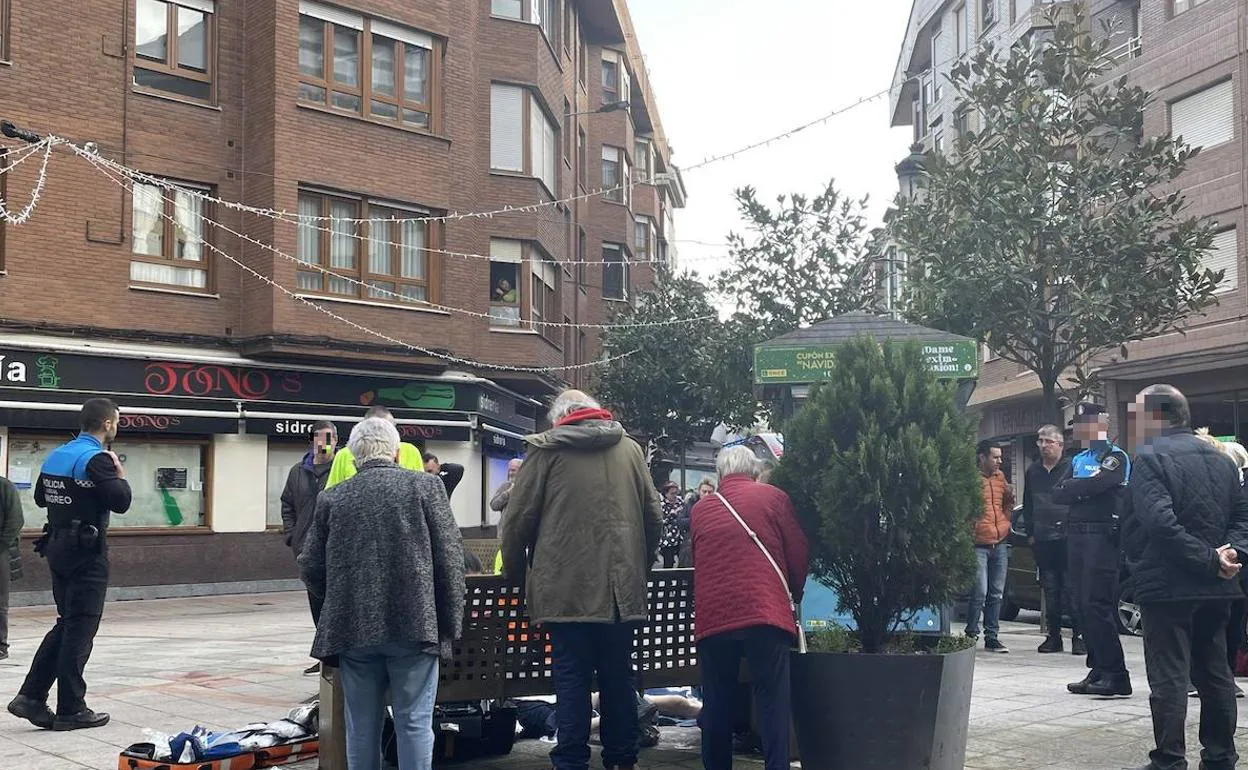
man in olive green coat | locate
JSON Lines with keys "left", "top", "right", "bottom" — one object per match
{"left": 0, "top": 475, "right": 24, "bottom": 660}
{"left": 501, "top": 390, "right": 662, "bottom": 770}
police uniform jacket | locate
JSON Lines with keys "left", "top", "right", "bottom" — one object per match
{"left": 1053, "top": 442, "right": 1130, "bottom": 524}
{"left": 36, "top": 434, "right": 131, "bottom": 541}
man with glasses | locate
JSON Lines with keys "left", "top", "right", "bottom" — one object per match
{"left": 1019, "top": 425, "right": 1084, "bottom": 655}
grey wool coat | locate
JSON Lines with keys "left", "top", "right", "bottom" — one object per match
{"left": 500, "top": 419, "right": 663, "bottom": 624}
{"left": 299, "top": 459, "right": 466, "bottom": 662}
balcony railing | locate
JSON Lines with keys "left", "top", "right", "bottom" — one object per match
{"left": 1106, "top": 35, "right": 1142, "bottom": 64}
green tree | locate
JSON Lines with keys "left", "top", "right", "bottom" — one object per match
{"left": 596, "top": 272, "right": 758, "bottom": 448}
{"left": 716, "top": 180, "right": 877, "bottom": 339}
{"left": 892, "top": 8, "right": 1221, "bottom": 424}
{"left": 772, "top": 338, "right": 980, "bottom": 654}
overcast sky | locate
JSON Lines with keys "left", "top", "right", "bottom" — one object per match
{"left": 627, "top": 0, "right": 916, "bottom": 282}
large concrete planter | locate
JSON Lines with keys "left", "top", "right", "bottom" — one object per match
{"left": 790, "top": 644, "right": 975, "bottom": 769}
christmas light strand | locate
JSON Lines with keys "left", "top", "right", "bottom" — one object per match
{"left": 86, "top": 158, "right": 638, "bottom": 374}
{"left": 0, "top": 137, "right": 59, "bottom": 225}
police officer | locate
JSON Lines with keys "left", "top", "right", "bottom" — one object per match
{"left": 7, "top": 398, "right": 131, "bottom": 731}
{"left": 1055, "top": 402, "right": 1132, "bottom": 697}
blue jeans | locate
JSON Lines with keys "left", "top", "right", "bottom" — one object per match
{"left": 339, "top": 643, "right": 440, "bottom": 770}
{"left": 548, "top": 622, "right": 639, "bottom": 770}
{"left": 966, "top": 543, "right": 1009, "bottom": 641}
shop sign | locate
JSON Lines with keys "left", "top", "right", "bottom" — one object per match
{"left": 482, "top": 425, "right": 527, "bottom": 454}
{"left": 754, "top": 340, "right": 979, "bottom": 384}
{"left": 247, "top": 417, "right": 471, "bottom": 444}
{"left": 0, "top": 406, "right": 237, "bottom": 435}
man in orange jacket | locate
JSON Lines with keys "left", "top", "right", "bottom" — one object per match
{"left": 966, "top": 440, "right": 1016, "bottom": 653}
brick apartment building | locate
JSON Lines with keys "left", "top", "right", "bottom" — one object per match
{"left": 888, "top": 0, "right": 1246, "bottom": 485}
{"left": 0, "top": 0, "right": 686, "bottom": 599}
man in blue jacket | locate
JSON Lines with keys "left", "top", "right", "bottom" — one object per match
{"left": 1125, "top": 385, "right": 1248, "bottom": 770}
{"left": 7, "top": 398, "right": 131, "bottom": 731}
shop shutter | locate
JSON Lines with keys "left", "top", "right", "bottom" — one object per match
{"left": 490, "top": 84, "right": 525, "bottom": 172}
{"left": 1202, "top": 228, "right": 1239, "bottom": 293}
{"left": 1171, "top": 80, "right": 1234, "bottom": 151}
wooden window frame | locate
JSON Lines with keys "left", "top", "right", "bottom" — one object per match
{"left": 134, "top": 0, "right": 217, "bottom": 102}
{"left": 0, "top": 0, "right": 9, "bottom": 61}
{"left": 538, "top": 0, "right": 560, "bottom": 53}
{"left": 562, "top": 0, "right": 573, "bottom": 58}
{"left": 601, "top": 56, "right": 619, "bottom": 105}
{"left": 602, "top": 242, "right": 629, "bottom": 301}
{"left": 130, "top": 179, "right": 215, "bottom": 292}
{"left": 296, "top": 190, "right": 440, "bottom": 306}
{"left": 981, "top": 0, "right": 995, "bottom": 31}
{"left": 298, "top": 14, "right": 443, "bottom": 134}
{"left": 577, "top": 128, "right": 588, "bottom": 190}
{"left": 489, "top": 240, "right": 562, "bottom": 340}
{"left": 634, "top": 217, "right": 653, "bottom": 264}
{"left": 563, "top": 99, "right": 573, "bottom": 167}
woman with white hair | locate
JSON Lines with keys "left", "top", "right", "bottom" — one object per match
{"left": 690, "top": 445, "right": 809, "bottom": 770}
{"left": 299, "top": 417, "right": 466, "bottom": 770}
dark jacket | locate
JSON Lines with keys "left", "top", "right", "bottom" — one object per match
{"left": 500, "top": 416, "right": 663, "bottom": 624}
{"left": 0, "top": 476, "right": 24, "bottom": 550}
{"left": 1053, "top": 442, "right": 1130, "bottom": 524}
{"left": 1123, "top": 428, "right": 1248, "bottom": 604}
{"left": 36, "top": 434, "right": 131, "bottom": 536}
{"left": 437, "top": 463, "right": 465, "bottom": 500}
{"left": 298, "top": 459, "right": 466, "bottom": 662}
{"left": 280, "top": 452, "right": 332, "bottom": 555}
{"left": 1019, "top": 458, "right": 1071, "bottom": 542}
{"left": 690, "top": 474, "right": 810, "bottom": 642}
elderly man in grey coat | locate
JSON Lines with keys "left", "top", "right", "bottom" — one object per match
{"left": 299, "top": 417, "right": 465, "bottom": 770}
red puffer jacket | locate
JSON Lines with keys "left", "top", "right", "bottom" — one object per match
{"left": 690, "top": 474, "right": 810, "bottom": 642}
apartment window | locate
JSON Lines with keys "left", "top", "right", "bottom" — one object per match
{"left": 1203, "top": 228, "right": 1239, "bottom": 294}
{"left": 563, "top": 99, "right": 573, "bottom": 163}
{"left": 489, "top": 239, "right": 560, "bottom": 332}
{"left": 538, "top": 0, "right": 559, "bottom": 50}
{"left": 1170, "top": 80, "right": 1234, "bottom": 151}
{"left": 930, "top": 30, "right": 943, "bottom": 97}
{"left": 562, "top": 0, "right": 573, "bottom": 55}
{"left": 1174, "top": 0, "right": 1211, "bottom": 14}
{"left": 491, "top": 0, "right": 525, "bottom": 19}
{"left": 130, "top": 181, "right": 210, "bottom": 290}
{"left": 954, "top": 108, "right": 970, "bottom": 137}
{"left": 602, "top": 244, "right": 629, "bottom": 301}
{"left": 577, "top": 128, "right": 587, "bottom": 188}
{"left": 912, "top": 98, "right": 927, "bottom": 143}
{"left": 635, "top": 217, "right": 654, "bottom": 263}
{"left": 954, "top": 5, "right": 966, "bottom": 55}
{"left": 0, "top": 0, "right": 9, "bottom": 61}
{"left": 296, "top": 190, "right": 434, "bottom": 305}
{"left": 933, "top": 130, "right": 945, "bottom": 154}
{"left": 298, "top": 2, "right": 439, "bottom": 132}
{"left": 578, "top": 31, "right": 587, "bottom": 89}
{"left": 601, "top": 50, "right": 630, "bottom": 106}
{"left": 134, "top": 0, "right": 215, "bottom": 102}
{"left": 634, "top": 138, "right": 653, "bottom": 181}
{"left": 981, "top": 0, "right": 995, "bottom": 30}
{"left": 577, "top": 227, "right": 587, "bottom": 285}
{"left": 491, "top": 84, "right": 558, "bottom": 193}
{"left": 602, "top": 146, "right": 630, "bottom": 204}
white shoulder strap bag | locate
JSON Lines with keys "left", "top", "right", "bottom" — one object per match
{"left": 714, "top": 492, "right": 807, "bottom": 654}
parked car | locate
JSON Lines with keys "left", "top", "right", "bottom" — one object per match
{"left": 1000, "top": 506, "right": 1142, "bottom": 636}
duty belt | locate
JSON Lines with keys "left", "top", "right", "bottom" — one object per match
{"left": 1067, "top": 521, "right": 1115, "bottom": 533}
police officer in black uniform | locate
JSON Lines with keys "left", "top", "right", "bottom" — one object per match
{"left": 7, "top": 398, "right": 131, "bottom": 730}
{"left": 1055, "top": 402, "right": 1133, "bottom": 697}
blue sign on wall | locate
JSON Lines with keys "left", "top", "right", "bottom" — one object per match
{"left": 800, "top": 578, "right": 945, "bottom": 634}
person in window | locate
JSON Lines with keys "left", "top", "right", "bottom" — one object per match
{"left": 0, "top": 473, "right": 23, "bottom": 662}
{"left": 493, "top": 278, "right": 517, "bottom": 303}
{"left": 691, "top": 446, "right": 809, "bottom": 770}
{"left": 424, "top": 454, "right": 465, "bottom": 500}
{"left": 281, "top": 421, "right": 337, "bottom": 676}
{"left": 326, "top": 406, "right": 423, "bottom": 489}
{"left": 299, "top": 418, "right": 465, "bottom": 770}
{"left": 9, "top": 398, "right": 131, "bottom": 732}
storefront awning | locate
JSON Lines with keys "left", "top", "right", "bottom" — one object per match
{"left": 0, "top": 400, "right": 242, "bottom": 434}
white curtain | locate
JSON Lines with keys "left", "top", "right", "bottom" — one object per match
{"left": 400, "top": 220, "right": 425, "bottom": 279}
{"left": 329, "top": 201, "right": 356, "bottom": 269}
{"left": 172, "top": 191, "right": 203, "bottom": 261}
{"left": 369, "top": 216, "right": 391, "bottom": 275}
{"left": 297, "top": 196, "right": 319, "bottom": 264}
{"left": 132, "top": 183, "right": 163, "bottom": 256}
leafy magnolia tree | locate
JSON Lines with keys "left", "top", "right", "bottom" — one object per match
{"left": 597, "top": 271, "right": 758, "bottom": 449}
{"left": 892, "top": 7, "right": 1222, "bottom": 424}
{"left": 716, "top": 180, "right": 878, "bottom": 339}
{"left": 773, "top": 338, "right": 980, "bottom": 654}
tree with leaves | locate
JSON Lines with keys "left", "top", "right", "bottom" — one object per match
{"left": 716, "top": 180, "right": 878, "bottom": 340}
{"left": 773, "top": 338, "right": 980, "bottom": 654}
{"left": 596, "top": 272, "right": 758, "bottom": 451}
{"left": 892, "top": 7, "right": 1222, "bottom": 425}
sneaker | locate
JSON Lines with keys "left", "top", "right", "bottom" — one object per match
{"left": 7, "top": 695, "right": 54, "bottom": 729}
{"left": 1068, "top": 673, "right": 1099, "bottom": 694}
{"left": 1071, "top": 637, "right": 1087, "bottom": 656}
{"left": 1037, "top": 636, "right": 1063, "bottom": 654}
{"left": 985, "top": 638, "right": 1009, "bottom": 653}
{"left": 52, "top": 709, "right": 110, "bottom": 731}
{"left": 304, "top": 662, "right": 321, "bottom": 676}
{"left": 1085, "top": 676, "right": 1133, "bottom": 698}
{"left": 1189, "top": 683, "right": 1199, "bottom": 697}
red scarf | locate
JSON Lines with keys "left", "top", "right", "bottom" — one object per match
{"left": 554, "top": 407, "right": 615, "bottom": 427}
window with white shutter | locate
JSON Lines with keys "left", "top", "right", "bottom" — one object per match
{"left": 491, "top": 84, "right": 525, "bottom": 172}
{"left": 1170, "top": 80, "right": 1234, "bottom": 151}
{"left": 1202, "top": 228, "right": 1239, "bottom": 294}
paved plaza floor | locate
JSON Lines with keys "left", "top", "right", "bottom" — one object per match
{"left": 0, "top": 592, "right": 1245, "bottom": 769}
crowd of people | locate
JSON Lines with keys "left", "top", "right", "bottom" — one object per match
{"left": 9, "top": 382, "right": 1248, "bottom": 770}
{"left": 966, "top": 385, "right": 1248, "bottom": 770}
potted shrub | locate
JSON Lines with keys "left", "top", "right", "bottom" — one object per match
{"left": 772, "top": 336, "right": 982, "bottom": 770}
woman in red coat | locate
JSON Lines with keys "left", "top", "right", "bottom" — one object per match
{"left": 690, "top": 446, "right": 810, "bottom": 770}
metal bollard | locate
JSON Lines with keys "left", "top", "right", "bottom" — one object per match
{"left": 319, "top": 665, "right": 348, "bottom": 770}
